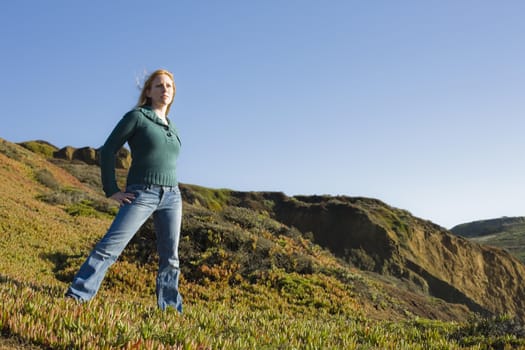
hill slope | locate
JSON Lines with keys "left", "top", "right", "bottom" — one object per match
{"left": 3, "top": 138, "right": 525, "bottom": 348}
{"left": 0, "top": 138, "right": 468, "bottom": 319}
{"left": 222, "top": 191, "right": 525, "bottom": 320}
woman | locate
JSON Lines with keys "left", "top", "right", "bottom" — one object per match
{"left": 66, "top": 69, "right": 183, "bottom": 312}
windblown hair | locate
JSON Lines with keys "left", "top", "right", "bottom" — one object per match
{"left": 136, "top": 69, "right": 176, "bottom": 115}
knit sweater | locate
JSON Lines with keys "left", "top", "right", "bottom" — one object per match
{"left": 99, "top": 106, "right": 181, "bottom": 197}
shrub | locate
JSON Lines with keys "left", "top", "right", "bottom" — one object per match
{"left": 34, "top": 169, "right": 60, "bottom": 190}
{"left": 345, "top": 248, "right": 377, "bottom": 271}
{"left": 50, "top": 159, "right": 102, "bottom": 190}
{"left": 64, "top": 200, "right": 100, "bottom": 217}
{"left": 0, "top": 139, "right": 23, "bottom": 160}
{"left": 181, "top": 184, "right": 231, "bottom": 211}
{"left": 38, "top": 187, "right": 88, "bottom": 206}
{"left": 38, "top": 186, "right": 117, "bottom": 218}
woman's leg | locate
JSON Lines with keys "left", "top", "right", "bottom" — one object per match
{"left": 154, "top": 186, "right": 183, "bottom": 312}
{"left": 66, "top": 185, "right": 159, "bottom": 301}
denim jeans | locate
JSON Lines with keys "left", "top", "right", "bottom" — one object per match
{"left": 66, "top": 184, "right": 183, "bottom": 312}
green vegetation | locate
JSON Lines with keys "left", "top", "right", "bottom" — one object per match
{"left": 18, "top": 140, "right": 58, "bottom": 158}
{"left": 451, "top": 314, "right": 525, "bottom": 348}
{"left": 0, "top": 278, "right": 459, "bottom": 349}
{"left": 182, "top": 184, "right": 232, "bottom": 211}
{"left": 2, "top": 137, "right": 525, "bottom": 349}
{"left": 4, "top": 275, "right": 525, "bottom": 349}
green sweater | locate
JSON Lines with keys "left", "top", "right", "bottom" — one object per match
{"left": 99, "top": 106, "right": 181, "bottom": 197}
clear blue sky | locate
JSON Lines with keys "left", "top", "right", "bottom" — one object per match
{"left": 2, "top": 1, "right": 525, "bottom": 229}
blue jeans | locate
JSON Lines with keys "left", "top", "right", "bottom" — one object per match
{"left": 66, "top": 184, "right": 183, "bottom": 312}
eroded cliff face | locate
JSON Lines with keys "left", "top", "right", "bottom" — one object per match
{"left": 405, "top": 220, "right": 525, "bottom": 318}
{"left": 270, "top": 196, "right": 402, "bottom": 273}
{"left": 234, "top": 193, "right": 525, "bottom": 320}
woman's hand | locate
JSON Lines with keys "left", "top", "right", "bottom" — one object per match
{"left": 109, "top": 191, "right": 136, "bottom": 206}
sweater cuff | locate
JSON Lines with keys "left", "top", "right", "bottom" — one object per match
{"left": 104, "top": 184, "right": 121, "bottom": 198}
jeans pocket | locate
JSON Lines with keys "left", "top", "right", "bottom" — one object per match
{"left": 124, "top": 184, "right": 146, "bottom": 205}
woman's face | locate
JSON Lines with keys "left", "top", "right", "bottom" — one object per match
{"left": 146, "top": 74, "right": 175, "bottom": 108}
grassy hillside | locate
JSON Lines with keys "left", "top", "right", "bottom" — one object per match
{"left": 2, "top": 138, "right": 525, "bottom": 349}
{"left": 451, "top": 217, "right": 525, "bottom": 262}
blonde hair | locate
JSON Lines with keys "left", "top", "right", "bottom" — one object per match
{"left": 137, "top": 69, "right": 176, "bottom": 115}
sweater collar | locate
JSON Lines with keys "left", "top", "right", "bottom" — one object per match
{"left": 138, "top": 106, "right": 171, "bottom": 127}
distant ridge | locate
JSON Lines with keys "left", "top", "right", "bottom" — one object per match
{"left": 451, "top": 216, "right": 525, "bottom": 238}
{"left": 451, "top": 216, "right": 525, "bottom": 263}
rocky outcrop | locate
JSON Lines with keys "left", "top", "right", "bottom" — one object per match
{"left": 53, "top": 146, "right": 131, "bottom": 169}
{"left": 73, "top": 147, "right": 99, "bottom": 165}
{"left": 114, "top": 147, "right": 131, "bottom": 169}
{"left": 53, "top": 146, "right": 76, "bottom": 160}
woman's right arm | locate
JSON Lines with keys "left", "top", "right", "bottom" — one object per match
{"left": 99, "top": 111, "right": 139, "bottom": 198}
